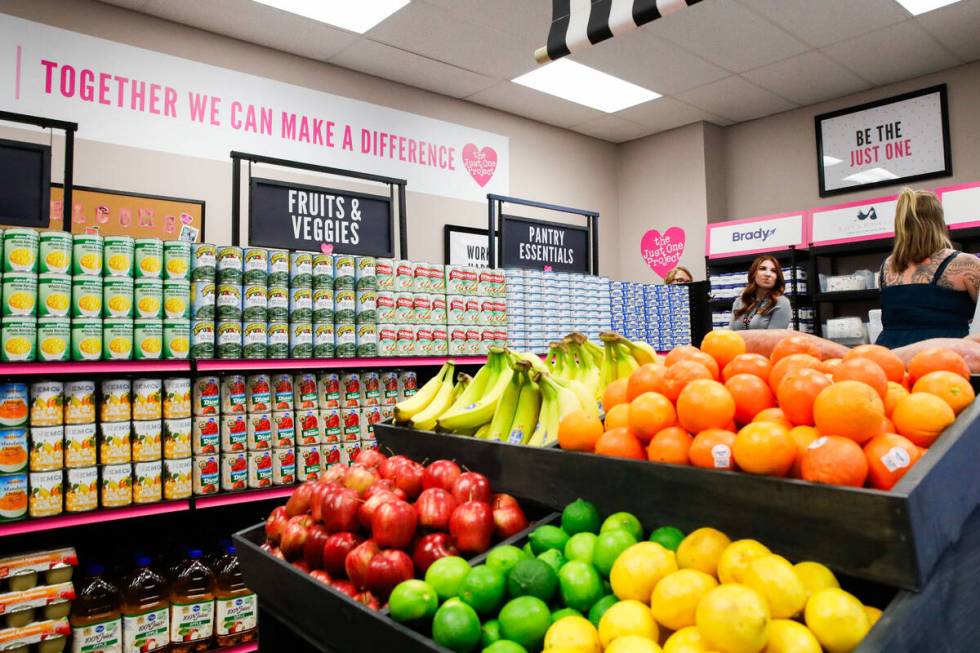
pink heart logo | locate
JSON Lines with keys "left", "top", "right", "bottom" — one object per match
{"left": 462, "top": 144, "right": 498, "bottom": 187}
{"left": 641, "top": 227, "right": 686, "bottom": 279}
{"left": 320, "top": 243, "right": 334, "bottom": 255}
{"left": 543, "top": 266, "right": 553, "bottom": 272}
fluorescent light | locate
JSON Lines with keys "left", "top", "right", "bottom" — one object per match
{"left": 512, "top": 59, "right": 661, "bottom": 113}
{"left": 893, "top": 0, "right": 962, "bottom": 15}
{"left": 823, "top": 156, "right": 843, "bottom": 167}
{"left": 843, "top": 168, "right": 899, "bottom": 184}
{"left": 252, "top": 0, "right": 410, "bottom": 33}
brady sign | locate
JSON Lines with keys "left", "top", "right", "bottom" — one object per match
{"left": 706, "top": 213, "right": 807, "bottom": 259}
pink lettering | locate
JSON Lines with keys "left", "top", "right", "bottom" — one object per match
{"left": 79, "top": 69, "right": 95, "bottom": 101}
{"left": 113, "top": 75, "right": 128, "bottom": 106}
{"left": 448, "top": 147, "right": 455, "bottom": 171}
{"left": 98, "top": 72, "right": 111, "bottom": 105}
{"left": 298, "top": 116, "right": 310, "bottom": 142}
{"left": 398, "top": 136, "right": 406, "bottom": 161}
{"left": 131, "top": 81, "right": 146, "bottom": 111}
{"left": 427, "top": 143, "right": 437, "bottom": 166}
{"left": 281, "top": 112, "right": 297, "bottom": 139}
{"left": 439, "top": 145, "right": 449, "bottom": 169}
{"left": 149, "top": 83, "right": 161, "bottom": 114}
{"left": 325, "top": 121, "right": 334, "bottom": 147}
{"left": 188, "top": 92, "right": 208, "bottom": 122}
{"left": 231, "top": 101, "right": 243, "bottom": 129}
{"left": 41, "top": 60, "right": 57, "bottom": 94}
{"left": 313, "top": 118, "right": 323, "bottom": 145}
{"left": 245, "top": 105, "right": 258, "bottom": 133}
{"left": 261, "top": 107, "right": 273, "bottom": 136}
{"left": 60, "top": 65, "right": 76, "bottom": 97}
{"left": 209, "top": 97, "right": 221, "bottom": 125}
{"left": 342, "top": 125, "right": 353, "bottom": 151}
{"left": 164, "top": 86, "right": 177, "bottom": 117}
{"left": 408, "top": 140, "right": 417, "bottom": 163}
{"left": 361, "top": 129, "right": 371, "bottom": 154}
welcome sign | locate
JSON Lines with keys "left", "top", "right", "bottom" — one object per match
{"left": 0, "top": 14, "right": 509, "bottom": 203}
{"left": 706, "top": 213, "right": 807, "bottom": 259}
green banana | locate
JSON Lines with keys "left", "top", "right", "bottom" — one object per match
{"left": 394, "top": 362, "right": 451, "bottom": 422}
{"left": 444, "top": 350, "right": 500, "bottom": 414}
{"left": 506, "top": 376, "right": 541, "bottom": 445}
{"left": 474, "top": 423, "right": 492, "bottom": 439}
{"left": 613, "top": 333, "right": 658, "bottom": 366}
{"left": 486, "top": 363, "right": 527, "bottom": 441}
{"left": 527, "top": 384, "right": 557, "bottom": 447}
{"left": 409, "top": 364, "right": 456, "bottom": 431}
{"left": 615, "top": 343, "right": 639, "bottom": 379}
{"left": 437, "top": 356, "right": 515, "bottom": 432}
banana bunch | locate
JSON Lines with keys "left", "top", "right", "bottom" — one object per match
{"left": 597, "top": 331, "right": 659, "bottom": 392}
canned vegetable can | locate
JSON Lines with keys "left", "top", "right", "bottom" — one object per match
{"left": 163, "top": 240, "right": 191, "bottom": 280}
{"left": 38, "top": 231, "right": 72, "bottom": 274}
{"left": 312, "top": 254, "right": 334, "bottom": 290}
{"left": 134, "top": 238, "right": 163, "bottom": 279}
{"left": 134, "top": 278, "right": 163, "bottom": 319}
{"left": 103, "top": 319, "right": 134, "bottom": 360}
{"left": 290, "top": 252, "right": 312, "bottom": 287}
{"left": 163, "top": 280, "right": 190, "bottom": 319}
{"left": 267, "top": 286, "right": 289, "bottom": 322}
{"left": 313, "top": 323, "right": 334, "bottom": 358}
{"left": 71, "top": 275, "right": 102, "bottom": 319}
{"left": 191, "top": 281, "right": 215, "bottom": 319}
{"left": 376, "top": 258, "right": 394, "bottom": 290}
{"left": 134, "top": 319, "right": 163, "bottom": 360}
{"left": 216, "top": 321, "right": 242, "bottom": 359}
{"left": 267, "top": 322, "right": 289, "bottom": 359}
{"left": 290, "top": 287, "right": 312, "bottom": 323}
{"left": 36, "top": 318, "right": 69, "bottom": 362}
{"left": 333, "top": 255, "right": 354, "bottom": 289}
{"left": 103, "top": 236, "right": 134, "bottom": 277}
{"left": 217, "top": 246, "right": 243, "bottom": 284}
{"left": 191, "top": 243, "right": 216, "bottom": 281}
{"left": 242, "top": 322, "right": 267, "bottom": 359}
{"left": 103, "top": 277, "right": 134, "bottom": 318}
{"left": 289, "top": 322, "right": 312, "bottom": 359}
{"left": 164, "top": 320, "right": 191, "bottom": 359}
{"left": 268, "top": 250, "right": 289, "bottom": 286}
{"left": 312, "top": 288, "right": 334, "bottom": 323}
{"left": 334, "top": 289, "right": 355, "bottom": 324}
{"left": 356, "top": 324, "right": 377, "bottom": 357}
{"left": 242, "top": 284, "right": 267, "bottom": 322}
{"left": 216, "top": 284, "right": 242, "bottom": 321}
{"left": 71, "top": 319, "right": 102, "bottom": 361}
{"left": 3, "top": 229, "right": 39, "bottom": 274}
{"left": 191, "top": 320, "right": 215, "bottom": 359}
{"left": 72, "top": 234, "right": 103, "bottom": 276}
{"left": 377, "top": 325, "right": 397, "bottom": 357}
{"left": 3, "top": 273, "right": 37, "bottom": 318}
{"left": 243, "top": 248, "right": 268, "bottom": 285}
{"left": 335, "top": 324, "right": 356, "bottom": 359}
{"left": 37, "top": 273, "right": 70, "bottom": 318}
{"left": 355, "top": 257, "right": 377, "bottom": 290}
{"left": 356, "top": 290, "right": 377, "bottom": 324}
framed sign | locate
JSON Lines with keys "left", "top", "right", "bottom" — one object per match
{"left": 248, "top": 177, "right": 393, "bottom": 256}
{"left": 815, "top": 85, "right": 951, "bottom": 197}
{"left": 0, "top": 139, "right": 51, "bottom": 229}
{"left": 444, "top": 225, "right": 494, "bottom": 267}
{"left": 706, "top": 212, "right": 808, "bottom": 259}
{"left": 48, "top": 184, "right": 205, "bottom": 241}
{"left": 810, "top": 195, "right": 898, "bottom": 247}
{"left": 937, "top": 181, "right": 980, "bottom": 231}
{"left": 499, "top": 214, "right": 590, "bottom": 273}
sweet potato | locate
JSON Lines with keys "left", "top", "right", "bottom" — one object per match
{"left": 736, "top": 330, "right": 849, "bottom": 360}
{"left": 892, "top": 338, "right": 980, "bottom": 373}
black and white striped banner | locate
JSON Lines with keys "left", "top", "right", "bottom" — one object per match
{"left": 535, "top": 0, "right": 705, "bottom": 64}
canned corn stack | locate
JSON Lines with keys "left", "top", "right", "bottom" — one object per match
{"left": 164, "top": 240, "right": 191, "bottom": 280}
{"left": 39, "top": 232, "right": 72, "bottom": 275}
{"left": 104, "top": 235, "right": 134, "bottom": 277}
{"left": 134, "top": 238, "right": 163, "bottom": 279}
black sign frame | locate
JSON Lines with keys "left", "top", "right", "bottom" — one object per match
{"left": 499, "top": 213, "right": 591, "bottom": 273}
{"left": 0, "top": 138, "right": 51, "bottom": 229}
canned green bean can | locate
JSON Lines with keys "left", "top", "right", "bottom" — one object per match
{"left": 37, "top": 273, "right": 70, "bottom": 318}
{"left": 216, "top": 321, "right": 242, "bottom": 359}
{"left": 334, "top": 290, "right": 355, "bottom": 324}
{"left": 103, "top": 277, "right": 134, "bottom": 319}
{"left": 71, "top": 275, "right": 102, "bottom": 319}
{"left": 355, "top": 290, "right": 377, "bottom": 324}
{"left": 267, "top": 286, "right": 289, "bottom": 322}
{"left": 312, "top": 289, "right": 334, "bottom": 323}
{"left": 243, "top": 322, "right": 267, "bottom": 359}
{"left": 356, "top": 324, "right": 377, "bottom": 357}
{"left": 335, "top": 324, "right": 356, "bottom": 359}
{"left": 191, "top": 281, "right": 215, "bottom": 319}
{"left": 163, "top": 280, "right": 190, "bottom": 319}
{"left": 1, "top": 317, "right": 36, "bottom": 361}
{"left": 217, "top": 246, "right": 243, "bottom": 284}
{"left": 191, "top": 320, "right": 215, "bottom": 359}
{"left": 163, "top": 241, "right": 191, "bottom": 280}
{"left": 73, "top": 234, "right": 104, "bottom": 277}
{"left": 164, "top": 320, "right": 191, "bottom": 359}
{"left": 134, "top": 319, "right": 163, "bottom": 360}
{"left": 355, "top": 257, "right": 377, "bottom": 291}
{"left": 243, "top": 248, "right": 268, "bottom": 285}
{"left": 333, "top": 255, "right": 355, "bottom": 289}
{"left": 103, "top": 319, "right": 134, "bottom": 361}
{"left": 312, "top": 254, "right": 334, "bottom": 290}
{"left": 71, "top": 318, "right": 103, "bottom": 361}
{"left": 267, "top": 322, "right": 288, "bottom": 359}
{"left": 191, "top": 243, "right": 216, "bottom": 281}
{"left": 290, "top": 252, "right": 312, "bottom": 288}
{"left": 134, "top": 279, "right": 163, "bottom": 319}
{"left": 313, "top": 323, "right": 335, "bottom": 358}
{"left": 104, "top": 236, "right": 134, "bottom": 277}
{"left": 377, "top": 325, "right": 397, "bottom": 357}
{"left": 134, "top": 238, "right": 163, "bottom": 279}
{"left": 290, "top": 322, "right": 312, "bottom": 358}
{"left": 290, "top": 287, "right": 312, "bottom": 323}
{"left": 36, "top": 317, "right": 70, "bottom": 362}
{"left": 3, "top": 229, "right": 38, "bottom": 273}
{"left": 268, "top": 250, "right": 289, "bottom": 286}
{"left": 38, "top": 232, "right": 72, "bottom": 274}
{"left": 242, "top": 285, "right": 268, "bottom": 322}
{"left": 216, "top": 284, "right": 242, "bottom": 321}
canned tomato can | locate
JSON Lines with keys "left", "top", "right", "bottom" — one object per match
{"left": 322, "top": 442, "right": 342, "bottom": 468}
{"left": 163, "top": 240, "right": 191, "bottom": 280}
{"left": 360, "top": 372, "right": 381, "bottom": 407}
{"left": 216, "top": 321, "right": 242, "bottom": 359}
{"left": 312, "top": 288, "right": 334, "bottom": 324}
{"left": 134, "top": 279, "right": 163, "bottom": 319}
{"left": 293, "top": 374, "right": 318, "bottom": 410}
{"left": 191, "top": 320, "right": 215, "bottom": 360}
{"left": 70, "top": 275, "right": 102, "bottom": 319}
{"left": 242, "top": 322, "right": 267, "bottom": 359}
{"left": 36, "top": 318, "right": 69, "bottom": 362}
{"left": 243, "top": 248, "right": 268, "bottom": 286}
{"left": 313, "top": 323, "right": 335, "bottom": 359}
{"left": 100, "top": 379, "right": 131, "bottom": 423}
{"left": 296, "top": 445, "right": 321, "bottom": 481}
{"left": 133, "top": 460, "right": 163, "bottom": 504}
{"left": 191, "top": 243, "right": 216, "bottom": 282}
{"left": 399, "top": 371, "right": 418, "bottom": 399}
{"left": 296, "top": 409, "right": 322, "bottom": 445}
{"left": 362, "top": 406, "right": 381, "bottom": 441}
{"left": 357, "top": 324, "right": 378, "bottom": 357}
{"left": 163, "top": 377, "right": 191, "bottom": 419}
{"left": 341, "top": 408, "right": 361, "bottom": 442}
{"left": 377, "top": 325, "right": 397, "bottom": 357}
{"left": 132, "top": 420, "right": 162, "bottom": 462}
{"left": 133, "top": 319, "right": 162, "bottom": 360}
{"left": 103, "top": 277, "right": 134, "bottom": 318}
{"left": 164, "top": 457, "right": 192, "bottom": 499}
{"left": 380, "top": 405, "right": 394, "bottom": 423}
{"left": 267, "top": 286, "right": 289, "bottom": 322}
{"left": 289, "top": 322, "right": 312, "bottom": 359}
{"left": 99, "top": 421, "right": 131, "bottom": 465}
{"left": 340, "top": 373, "right": 361, "bottom": 408}
{"left": 134, "top": 238, "right": 163, "bottom": 279}
{"left": 247, "top": 414, "right": 273, "bottom": 450}
{"left": 267, "top": 250, "right": 289, "bottom": 287}
{"left": 30, "top": 381, "right": 64, "bottom": 427}
{"left": 272, "top": 412, "right": 295, "bottom": 447}
{"left": 192, "top": 376, "right": 220, "bottom": 416}
{"left": 242, "top": 285, "right": 267, "bottom": 323}
{"left": 191, "top": 281, "right": 215, "bottom": 320}
{"left": 290, "top": 251, "right": 313, "bottom": 288}
{"left": 396, "top": 326, "right": 416, "bottom": 357}
{"left": 73, "top": 234, "right": 103, "bottom": 277}
{"left": 246, "top": 375, "right": 271, "bottom": 413}
{"left": 335, "top": 324, "right": 356, "bottom": 359}
{"left": 163, "top": 418, "right": 191, "bottom": 459}
{"left": 192, "top": 417, "right": 220, "bottom": 455}
{"left": 221, "top": 375, "right": 247, "bottom": 414}
{"left": 376, "top": 292, "right": 395, "bottom": 323}
{"left": 380, "top": 371, "right": 399, "bottom": 406}
{"left": 321, "top": 409, "right": 341, "bottom": 443}
{"left": 163, "top": 320, "right": 190, "bottom": 360}
{"left": 221, "top": 415, "right": 247, "bottom": 453}
{"left": 64, "top": 381, "right": 95, "bottom": 425}
{"left": 64, "top": 423, "right": 97, "bottom": 468}
{"left": 312, "top": 254, "right": 334, "bottom": 290}
{"left": 343, "top": 441, "right": 361, "bottom": 467}
{"left": 248, "top": 449, "right": 273, "bottom": 488}
{"left": 267, "top": 322, "right": 289, "bottom": 359}
{"left": 221, "top": 451, "right": 248, "bottom": 491}
{"left": 132, "top": 378, "right": 162, "bottom": 421}
{"left": 317, "top": 373, "right": 340, "bottom": 409}
{"left": 193, "top": 455, "right": 220, "bottom": 495}
{"left": 39, "top": 231, "right": 72, "bottom": 275}
{"left": 333, "top": 255, "right": 354, "bottom": 289}
{"left": 163, "top": 280, "right": 190, "bottom": 319}
{"left": 273, "top": 447, "right": 296, "bottom": 485}
{"left": 272, "top": 375, "right": 294, "bottom": 411}
{"left": 29, "top": 426, "right": 63, "bottom": 472}
{"left": 355, "top": 257, "right": 377, "bottom": 290}
{"left": 216, "top": 284, "right": 242, "bottom": 322}
{"left": 217, "top": 246, "right": 243, "bottom": 284}
{"left": 38, "top": 273, "right": 70, "bottom": 318}
{"left": 101, "top": 462, "right": 133, "bottom": 508}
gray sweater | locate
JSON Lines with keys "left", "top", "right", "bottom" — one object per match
{"left": 729, "top": 295, "right": 792, "bottom": 330}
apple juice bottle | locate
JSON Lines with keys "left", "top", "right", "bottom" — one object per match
{"left": 168, "top": 549, "right": 214, "bottom": 653}
{"left": 70, "top": 564, "right": 123, "bottom": 653}
{"left": 122, "top": 555, "right": 170, "bottom": 653}
{"left": 213, "top": 546, "right": 257, "bottom": 648}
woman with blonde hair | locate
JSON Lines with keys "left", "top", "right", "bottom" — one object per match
{"left": 665, "top": 266, "right": 693, "bottom": 284}
{"left": 876, "top": 187, "right": 979, "bottom": 348}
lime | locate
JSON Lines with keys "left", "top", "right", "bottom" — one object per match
{"left": 481, "top": 620, "right": 502, "bottom": 648}
{"left": 482, "top": 641, "right": 528, "bottom": 653}
{"left": 529, "top": 525, "right": 570, "bottom": 555}
{"left": 523, "top": 542, "right": 534, "bottom": 558}
{"left": 558, "top": 560, "right": 604, "bottom": 612}
{"left": 593, "top": 529, "right": 638, "bottom": 578}
{"left": 587, "top": 594, "right": 618, "bottom": 628}
{"left": 486, "top": 545, "right": 528, "bottom": 577}
{"left": 564, "top": 532, "right": 598, "bottom": 564}
{"left": 561, "top": 498, "right": 601, "bottom": 535}
{"left": 432, "top": 598, "right": 482, "bottom": 653}
{"left": 459, "top": 565, "right": 507, "bottom": 616}
{"left": 537, "top": 548, "right": 567, "bottom": 574}
{"left": 425, "top": 556, "right": 473, "bottom": 601}
{"left": 600, "top": 513, "right": 643, "bottom": 541}
{"left": 648, "top": 526, "right": 684, "bottom": 552}
{"left": 552, "top": 607, "right": 585, "bottom": 623}
{"left": 388, "top": 579, "right": 438, "bottom": 623}
{"left": 498, "top": 596, "right": 552, "bottom": 652}
{"left": 507, "top": 559, "right": 557, "bottom": 602}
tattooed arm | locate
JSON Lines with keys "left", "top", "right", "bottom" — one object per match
{"left": 938, "top": 253, "right": 980, "bottom": 302}
{"left": 881, "top": 250, "right": 959, "bottom": 287}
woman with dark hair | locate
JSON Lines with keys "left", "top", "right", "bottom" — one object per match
{"left": 728, "top": 255, "right": 792, "bottom": 330}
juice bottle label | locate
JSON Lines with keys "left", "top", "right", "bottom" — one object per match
{"left": 72, "top": 616, "right": 122, "bottom": 653}
{"left": 170, "top": 600, "right": 214, "bottom": 643}
{"left": 215, "top": 593, "right": 257, "bottom": 635}
{"left": 123, "top": 608, "right": 169, "bottom": 653}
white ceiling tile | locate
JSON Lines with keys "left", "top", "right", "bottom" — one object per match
{"left": 822, "top": 20, "right": 962, "bottom": 86}
{"left": 646, "top": 0, "right": 809, "bottom": 73}
{"left": 743, "top": 51, "right": 871, "bottom": 106}
{"left": 330, "top": 40, "right": 497, "bottom": 99}
{"left": 569, "top": 31, "right": 730, "bottom": 96}
{"left": 677, "top": 76, "right": 798, "bottom": 122}
{"left": 615, "top": 97, "right": 732, "bottom": 131}
{"left": 916, "top": 0, "right": 980, "bottom": 62}
{"left": 569, "top": 115, "right": 653, "bottom": 143}
{"left": 465, "top": 82, "right": 605, "bottom": 128}
{"left": 736, "top": 0, "right": 910, "bottom": 47}
{"left": 420, "top": 0, "right": 551, "bottom": 44}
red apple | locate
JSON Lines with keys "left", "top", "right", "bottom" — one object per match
{"left": 354, "top": 590, "right": 381, "bottom": 611}
{"left": 412, "top": 533, "right": 458, "bottom": 574}
{"left": 355, "top": 449, "right": 387, "bottom": 469}
{"left": 492, "top": 493, "right": 520, "bottom": 510}
{"left": 310, "top": 482, "right": 340, "bottom": 523}
{"left": 330, "top": 579, "right": 358, "bottom": 597}
{"left": 322, "top": 532, "right": 363, "bottom": 577}
{"left": 292, "top": 559, "right": 311, "bottom": 573}
{"left": 303, "top": 524, "right": 332, "bottom": 569}
{"left": 345, "top": 541, "right": 380, "bottom": 589}
{"left": 422, "top": 460, "right": 462, "bottom": 492}
{"left": 264, "top": 506, "right": 288, "bottom": 545}
{"left": 358, "top": 490, "right": 400, "bottom": 530}
{"left": 366, "top": 549, "right": 414, "bottom": 600}
{"left": 268, "top": 546, "right": 285, "bottom": 560}
{"left": 371, "top": 500, "right": 418, "bottom": 549}
{"left": 451, "top": 472, "right": 491, "bottom": 505}
{"left": 321, "top": 488, "right": 361, "bottom": 534}
{"left": 321, "top": 464, "right": 348, "bottom": 485}
{"left": 344, "top": 464, "right": 379, "bottom": 497}
{"left": 310, "top": 569, "right": 331, "bottom": 584}
{"left": 450, "top": 501, "right": 493, "bottom": 554}
{"left": 280, "top": 514, "right": 313, "bottom": 561}
{"left": 285, "top": 481, "right": 316, "bottom": 517}
{"left": 391, "top": 461, "right": 425, "bottom": 500}
{"left": 492, "top": 501, "right": 528, "bottom": 540}
{"left": 379, "top": 455, "right": 412, "bottom": 479}
{"left": 363, "top": 479, "right": 396, "bottom": 500}
{"left": 416, "top": 488, "right": 458, "bottom": 532}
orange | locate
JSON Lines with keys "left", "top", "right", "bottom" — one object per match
{"left": 752, "top": 407, "right": 793, "bottom": 430}
{"left": 788, "top": 425, "right": 820, "bottom": 478}
{"left": 557, "top": 410, "right": 604, "bottom": 452}
{"left": 832, "top": 358, "right": 888, "bottom": 400}
{"left": 777, "top": 368, "right": 833, "bottom": 426}
{"left": 822, "top": 358, "right": 843, "bottom": 374}
{"left": 884, "top": 382, "right": 909, "bottom": 418}
{"left": 685, "top": 351, "right": 721, "bottom": 381}
{"left": 627, "top": 364, "right": 670, "bottom": 402}
{"left": 665, "top": 345, "right": 702, "bottom": 367}
{"left": 813, "top": 381, "right": 885, "bottom": 444}
{"left": 864, "top": 433, "right": 922, "bottom": 490}
{"left": 845, "top": 344, "right": 906, "bottom": 384}
{"left": 800, "top": 436, "right": 868, "bottom": 487}
{"left": 595, "top": 427, "right": 647, "bottom": 460}
{"left": 912, "top": 370, "right": 975, "bottom": 415}
{"left": 701, "top": 330, "right": 747, "bottom": 370}
{"left": 883, "top": 416, "right": 896, "bottom": 433}
{"left": 769, "top": 354, "right": 824, "bottom": 393}
{"left": 724, "top": 374, "right": 775, "bottom": 425}
{"left": 689, "top": 429, "right": 737, "bottom": 470}
{"left": 664, "top": 361, "right": 714, "bottom": 402}
{"left": 628, "top": 392, "right": 677, "bottom": 443}
{"left": 908, "top": 347, "right": 970, "bottom": 383}
{"left": 723, "top": 353, "right": 772, "bottom": 382}
{"left": 733, "top": 422, "right": 796, "bottom": 476}
{"left": 676, "top": 380, "right": 736, "bottom": 434}
{"left": 603, "top": 379, "right": 629, "bottom": 412}
{"left": 647, "top": 427, "right": 693, "bottom": 465}
{"left": 604, "top": 403, "right": 631, "bottom": 431}
{"left": 770, "top": 335, "right": 822, "bottom": 364}
{"left": 891, "top": 393, "right": 955, "bottom": 447}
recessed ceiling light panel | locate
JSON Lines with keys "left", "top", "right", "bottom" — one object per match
{"left": 893, "top": 0, "right": 962, "bottom": 16}
{"left": 252, "top": 0, "right": 410, "bottom": 33}
{"left": 512, "top": 59, "right": 661, "bottom": 113}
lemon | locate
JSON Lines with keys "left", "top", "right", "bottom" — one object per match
{"left": 695, "top": 584, "right": 769, "bottom": 653}
{"left": 676, "top": 528, "right": 731, "bottom": 577}
{"left": 662, "top": 627, "right": 711, "bottom": 653}
{"left": 741, "top": 555, "right": 806, "bottom": 619}
{"left": 650, "top": 569, "right": 717, "bottom": 631}
{"left": 611, "top": 543, "right": 677, "bottom": 602}
{"left": 717, "top": 540, "right": 770, "bottom": 585}
{"left": 863, "top": 605, "right": 882, "bottom": 628}
{"left": 764, "top": 619, "right": 820, "bottom": 653}
{"left": 605, "top": 635, "right": 662, "bottom": 653}
{"left": 804, "top": 588, "right": 869, "bottom": 653}
{"left": 598, "top": 600, "right": 658, "bottom": 649}
{"left": 793, "top": 562, "right": 839, "bottom": 600}
{"left": 544, "top": 616, "right": 601, "bottom": 653}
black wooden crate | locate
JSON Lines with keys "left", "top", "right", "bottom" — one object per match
{"left": 375, "top": 397, "right": 980, "bottom": 591}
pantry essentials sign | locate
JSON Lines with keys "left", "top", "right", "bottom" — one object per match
{"left": 0, "top": 14, "right": 509, "bottom": 203}
{"left": 706, "top": 213, "right": 807, "bottom": 259}
{"left": 816, "top": 85, "right": 951, "bottom": 197}
{"left": 500, "top": 215, "right": 589, "bottom": 273}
